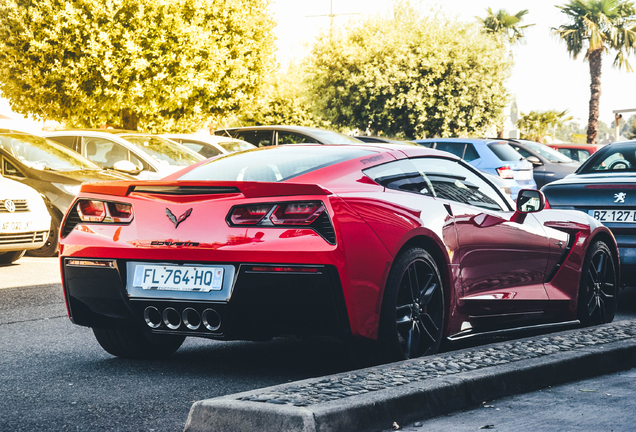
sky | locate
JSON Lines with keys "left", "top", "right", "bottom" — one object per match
{"left": 2, "top": 0, "right": 635, "bottom": 128}
{"left": 269, "top": 0, "right": 636, "bottom": 126}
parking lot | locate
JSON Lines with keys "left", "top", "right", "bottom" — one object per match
{"left": 0, "top": 257, "right": 634, "bottom": 431}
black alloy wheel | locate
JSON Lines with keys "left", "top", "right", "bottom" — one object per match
{"left": 578, "top": 240, "right": 617, "bottom": 326}
{"left": 380, "top": 248, "right": 445, "bottom": 361}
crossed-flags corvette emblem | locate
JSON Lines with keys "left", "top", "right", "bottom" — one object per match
{"left": 166, "top": 208, "right": 193, "bottom": 228}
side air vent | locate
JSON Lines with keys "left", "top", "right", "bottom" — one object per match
{"left": 132, "top": 186, "right": 241, "bottom": 195}
{"left": 61, "top": 205, "right": 81, "bottom": 238}
{"left": 311, "top": 211, "right": 336, "bottom": 245}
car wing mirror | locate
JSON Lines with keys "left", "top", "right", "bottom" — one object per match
{"left": 112, "top": 160, "right": 141, "bottom": 174}
{"left": 511, "top": 189, "right": 546, "bottom": 223}
{"left": 526, "top": 156, "right": 542, "bottom": 166}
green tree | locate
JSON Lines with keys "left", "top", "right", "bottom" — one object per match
{"left": 306, "top": 3, "right": 511, "bottom": 139}
{"left": 517, "top": 109, "right": 573, "bottom": 143}
{"left": 553, "top": 0, "right": 636, "bottom": 144}
{"left": 478, "top": 8, "right": 534, "bottom": 46}
{"left": 0, "top": 0, "right": 275, "bottom": 132}
{"left": 238, "top": 64, "right": 326, "bottom": 128}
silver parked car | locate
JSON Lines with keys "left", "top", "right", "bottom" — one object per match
{"left": 44, "top": 130, "right": 204, "bottom": 179}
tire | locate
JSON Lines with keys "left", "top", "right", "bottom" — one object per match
{"left": 92, "top": 327, "right": 185, "bottom": 359}
{"left": 0, "top": 250, "right": 26, "bottom": 264}
{"left": 577, "top": 240, "right": 617, "bottom": 326}
{"left": 378, "top": 247, "right": 445, "bottom": 362}
{"left": 27, "top": 211, "right": 60, "bottom": 257}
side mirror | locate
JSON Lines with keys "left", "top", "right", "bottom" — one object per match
{"left": 516, "top": 189, "right": 546, "bottom": 213}
{"left": 112, "top": 160, "right": 140, "bottom": 174}
{"left": 526, "top": 156, "right": 542, "bottom": 166}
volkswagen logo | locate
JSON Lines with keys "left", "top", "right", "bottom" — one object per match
{"left": 3, "top": 200, "right": 15, "bottom": 213}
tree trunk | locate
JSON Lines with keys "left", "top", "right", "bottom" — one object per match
{"left": 121, "top": 109, "right": 138, "bottom": 131}
{"left": 586, "top": 48, "right": 602, "bottom": 144}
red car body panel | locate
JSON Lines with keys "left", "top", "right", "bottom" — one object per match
{"left": 59, "top": 144, "right": 618, "bottom": 344}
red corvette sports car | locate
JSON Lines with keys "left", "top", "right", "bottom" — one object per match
{"left": 59, "top": 144, "right": 619, "bottom": 361}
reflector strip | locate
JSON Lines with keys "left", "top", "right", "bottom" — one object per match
{"left": 250, "top": 266, "right": 320, "bottom": 273}
{"left": 585, "top": 184, "right": 636, "bottom": 189}
{"left": 67, "top": 260, "right": 114, "bottom": 267}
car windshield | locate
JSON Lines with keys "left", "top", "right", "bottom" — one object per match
{"left": 219, "top": 141, "right": 255, "bottom": 152}
{"left": 519, "top": 141, "right": 573, "bottom": 163}
{"left": 487, "top": 142, "right": 524, "bottom": 161}
{"left": 578, "top": 144, "right": 636, "bottom": 173}
{"left": 0, "top": 133, "right": 100, "bottom": 171}
{"left": 121, "top": 135, "right": 203, "bottom": 166}
{"left": 179, "top": 146, "right": 374, "bottom": 182}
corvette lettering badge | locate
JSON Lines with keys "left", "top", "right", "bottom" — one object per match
{"left": 614, "top": 192, "right": 626, "bottom": 203}
{"left": 166, "top": 208, "right": 193, "bottom": 228}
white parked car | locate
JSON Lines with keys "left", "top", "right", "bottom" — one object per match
{"left": 43, "top": 130, "right": 205, "bottom": 179}
{"left": 160, "top": 134, "right": 256, "bottom": 159}
{"left": 0, "top": 176, "right": 51, "bottom": 264}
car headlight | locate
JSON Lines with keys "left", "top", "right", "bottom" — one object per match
{"left": 53, "top": 183, "right": 81, "bottom": 196}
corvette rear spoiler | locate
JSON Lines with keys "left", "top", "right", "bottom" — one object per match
{"left": 80, "top": 181, "right": 332, "bottom": 198}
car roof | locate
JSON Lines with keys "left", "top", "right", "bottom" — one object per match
{"left": 220, "top": 125, "right": 339, "bottom": 133}
{"left": 413, "top": 138, "right": 509, "bottom": 146}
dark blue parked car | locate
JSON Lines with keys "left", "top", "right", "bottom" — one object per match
{"left": 413, "top": 138, "right": 536, "bottom": 199}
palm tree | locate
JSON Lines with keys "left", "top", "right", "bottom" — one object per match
{"left": 478, "top": 8, "right": 534, "bottom": 46}
{"left": 553, "top": 0, "right": 636, "bottom": 144}
{"left": 517, "top": 110, "right": 573, "bottom": 143}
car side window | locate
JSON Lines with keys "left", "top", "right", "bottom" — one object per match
{"left": 410, "top": 157, "right": 507, "bottom": 211}
{"left": 578, "top": 150, "right": 590, "bottom": 161}
{"left": 2, "top": 157, "right": 24, "bottom": 178}
{"left": 82, "top": 137, "right": 128, "bottom": 169}
{"left": 277, "top": 132, "right": 313, "bottom": 144}
{"left": 463, "top": 144, "right": 480, "bottom": 162}
{"left": 363, "top": 160, "right": 434, "bottom": 196}
{"left": 434, "top": 142, "right": 466, "bottom": 159}
{"left": 236, "top": 131, "right": 273, "bottom": 147}
{"left": 557, "top": 148, "right": 573, "bottom": 160}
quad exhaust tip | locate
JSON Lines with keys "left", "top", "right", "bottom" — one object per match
{"left": 202, "top": 308, "right": 221, "bottom": 331}
{"left": 143, "top": 306, "right": 220, "bottom": 332}
{"left": 143, "top": 306, "right": 162, "bottom": 329}
{"left": 162, "top": 307, "right": 181, "bottom": 330}
{"left": 182, "top": 308, "right": 201, "bottom": 330}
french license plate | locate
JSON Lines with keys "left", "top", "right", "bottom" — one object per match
{"left": 0, "top": 220, "right": 33, "bottom": 232}
{"left": 513, "top": 170, "right": 533, "bottom": 181}
{"left": 133, "top": 264, "right": 224, "bottom": 292}
{"left": 589, "top": 209, "right": 636, "bottom": 223}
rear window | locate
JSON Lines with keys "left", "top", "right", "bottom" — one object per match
{"left": 179, "top": 146, "right": 374, "bottom": 182}
{"left": 579, "top": 144, "right": 636, "bottom": 173}
{"left": 487, "top": 143, "right": 524, "bottom": 161}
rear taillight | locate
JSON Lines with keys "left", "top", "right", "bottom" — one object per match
{"left": 76, "top": 199, "right": 133, "bottom": 223}
{"left": 227, "top": 201, "right": 334, "bottom": 244}
{"left": 77, "top": 200, "right": 106, "bottom": 222}
{"left": 496, "top": 166, "right": 514, "bottom": 179}
{"left": 271, "top": 202, "right": 324, "bottom": 225}
{"left": 230, "top": 204, "right": 274, "bottom": 225}
{"left": 107, "top": 202, "right": 133, "bottom": 222}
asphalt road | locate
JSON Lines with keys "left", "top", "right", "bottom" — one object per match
{"left": 1, "top": 257, "right": 635, "bottom": 431}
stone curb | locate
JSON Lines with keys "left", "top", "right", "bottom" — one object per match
{"left": 184, "top": 321, "right": 636, "bottom": 432}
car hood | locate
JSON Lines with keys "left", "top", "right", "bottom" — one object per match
{"left": 25, "top": 168, "right": 135, "bottom": 185}
{"left": 0, "top": 176, "right": 41, "bottom": 199}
